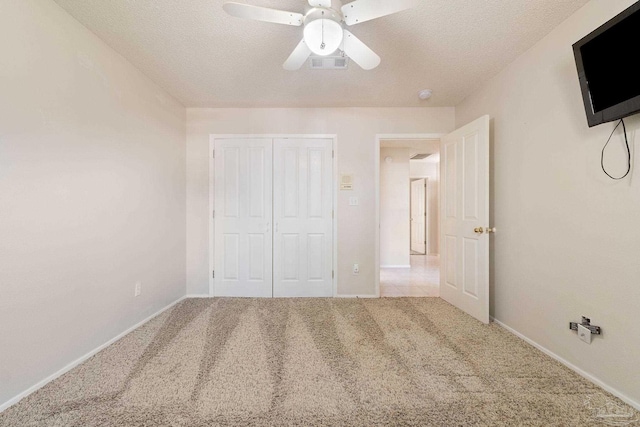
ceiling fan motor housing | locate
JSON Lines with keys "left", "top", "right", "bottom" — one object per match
{"left": 303, "top": 1, "right": 345, "bottom": 56}
{"left": 303, "top": 1, "right": 344, "bottom": 26}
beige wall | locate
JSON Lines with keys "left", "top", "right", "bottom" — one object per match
{"left": 380, "top": 148, "right": 411, "bottom": 266}
{"left": 10, "top": 0, "right": 639, "bottom": 412}
{"left": 0, "top": 0, "right": 186, "bottom": 407}
{"left": 456, "top": 0, "right": 640, "bottom": 405}
{"left": 410, "top": 159, "right": 440, "bottom": 255}
{"left": 186, "top": 108, "right": 455, "bottom": 296}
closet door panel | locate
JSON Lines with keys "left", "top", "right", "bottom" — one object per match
{"left": 273, "top": 139, "right": 333, "bottom": 297}
{"left": 214, "top": 139, "right": 272, "bottom": 297}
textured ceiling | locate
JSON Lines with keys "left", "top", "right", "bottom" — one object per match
{"left": 53, "top": 0, "right": 589, "bottom": 108}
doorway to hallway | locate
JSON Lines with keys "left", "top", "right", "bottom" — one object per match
{"left": 376, "top": 116, "right": 491, "bottom": 323}
{"left": 376, "top": 135, "right": 442, "bottom": 298}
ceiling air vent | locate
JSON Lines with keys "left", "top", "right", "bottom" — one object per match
{"left": 309, "top": 56, "right": 349, "bottom": 70}
{"left": 334, "top": 57, "right": 347, "bottom": 68}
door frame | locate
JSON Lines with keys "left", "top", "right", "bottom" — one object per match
{"left": 209, "top": 134, "right": 338, "bottom": 297}
{"left": 410, "top": 177, "right": 428, "bottom": 255}
{"left": 375, "top": 134, "right": 445, "bottom": 298}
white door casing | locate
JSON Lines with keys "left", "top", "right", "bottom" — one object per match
{"left": 214, "top": 138, "right": 273, "bottom": 297}
{"left": 410, "top": 178, "right": 427, "bottom": 254}
{"left": 273, "top": 138, "right": 334, "bottom": 297}
{"left": 440, "top": 116, "right": 490, "bottom": 324}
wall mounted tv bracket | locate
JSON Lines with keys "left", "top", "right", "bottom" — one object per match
{"left": 569, "top": 316, "right": 602, "bottom": 335}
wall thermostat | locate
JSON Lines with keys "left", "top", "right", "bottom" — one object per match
{"left": 340, "top": 174, "right": 353, "bottom": 190}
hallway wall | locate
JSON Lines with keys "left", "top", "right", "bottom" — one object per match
{"left": 410, "top": 159, "right": 440, "bottom": 255}
{"left": 380, "top": 148, "right": 411, "bottom": 267}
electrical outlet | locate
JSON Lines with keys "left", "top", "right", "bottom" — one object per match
{"left": 134, "top": 282, "right": 141, "bottom": 297}
{"left": 578, "top": 324, "right": 592, "bottom": 344}
{"left": 349, "top": 197, "right": 359, "bottom": 206}
{"left": 353, "top": 264, "right": 359, "bottom": 274}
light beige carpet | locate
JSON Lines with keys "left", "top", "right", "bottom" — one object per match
{"left": 1, "top": 298, "right": 637, "bottom": 426}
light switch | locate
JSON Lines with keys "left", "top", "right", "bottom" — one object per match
{"left": 349, "top": 197, "right": 359, "bottom": 206}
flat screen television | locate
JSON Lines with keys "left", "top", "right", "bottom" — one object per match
{"left": 573, "top": 2, "right": 640, "bottom": 127}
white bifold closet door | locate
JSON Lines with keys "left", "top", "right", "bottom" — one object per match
{"left": 273, "top": 138, "right": 333, "bottom": 297}
{"left": 214, "top": 139, "right": 273, "bottom": 297}
{"left": 214, "top": 137, "right": 333, "bottom": 298}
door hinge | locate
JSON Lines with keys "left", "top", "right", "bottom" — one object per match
{"left": 212, "top": 210, "right": 215, "bottom": 219}
{"left": 212, "top": 150, "right": 215, "bottom": 158}
{"left": 332, "top": 210, "right": 334, "bottom": 219}
{"left": 332, "top": 150, "right": 334, "bottom": 158}
{"left": 332, "top": 270, "right": 334, "bottom": 279}
{"left": 212, "top": 270, "right": 215, "bottom": 279}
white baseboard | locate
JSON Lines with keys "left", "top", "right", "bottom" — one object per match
{"left": 185, "top": 294, "right": 213, "bottom": 298}
{"left": 491, "top": 317, "right": 640, "bottom": 411}
{"left": 336, "top": 294, "right": 379, "bottom": 299}
{"left": 380, "top": 265, "right": 411, "bottom": 269}
{"left": 0, "top": 295, "right": 188, "bottom": 413}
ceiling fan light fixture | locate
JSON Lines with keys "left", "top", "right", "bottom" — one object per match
{"left": 303, "top": 19, "right": 343, "bottom": 56}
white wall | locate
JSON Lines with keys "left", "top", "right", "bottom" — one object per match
{"left": 0, "top": 0, "right": 186, "bottom": 408}
{"left": 410, "top": 159, "right": 440, "bottom": 255}
{"left": 456, "top": 0, "right": 640, "bottom": 406}
{"left": 186, "top": 108, "right": 455, "bottom": 296}
{"left": 380, "top": 148, "right": 411, "bottom": 267}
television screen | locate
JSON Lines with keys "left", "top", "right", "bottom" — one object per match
{"left": 573, "top": 2, "right": 640, "bottom": 127}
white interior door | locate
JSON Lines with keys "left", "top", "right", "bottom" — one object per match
{"left": 440, "top": 116, "right": 490, "bottom": 324}
{"left": 273, "top": 138, "right": 333, "bottom": 297}
{"left": 214, "top": 139, "right": 273, "bottom": 297}
{"left": 410, "top": 178, "right": 427, "bottom": 254}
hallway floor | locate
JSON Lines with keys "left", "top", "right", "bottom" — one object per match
{"left": 380, "top": 255, "right": 439, "bottom": 297}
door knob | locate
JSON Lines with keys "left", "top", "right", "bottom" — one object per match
{"left": 485, "top": 227, "right": 497, "bottom": 233}
{"left": 474, "top": 227, "right": 484, "bottom": 234}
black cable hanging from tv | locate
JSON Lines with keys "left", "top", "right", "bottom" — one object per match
{"left": 601, "top": 118, "right": 631, "bottom": 180}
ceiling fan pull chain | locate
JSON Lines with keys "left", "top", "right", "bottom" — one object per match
{"left": 320, "top": 11, "right": 326, "bottom": 51}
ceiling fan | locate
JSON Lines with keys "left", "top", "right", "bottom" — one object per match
{"left": 222, "top": 0, "right": 419, "bottom": 71}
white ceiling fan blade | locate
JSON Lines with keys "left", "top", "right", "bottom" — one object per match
{"left": 308, "top": 0, "right": 332, "bottom": 7}
{"left": 342, "top": 0, "right": 419, "bottom": 26}
{"left": 342, "top": 30, "right": 380, "bottom": 70}
{"left": 283, "top": 39, "right": 312, "bottom": 70}
{"left": 223, "top": 2, "right": 303, "bottom": 26}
